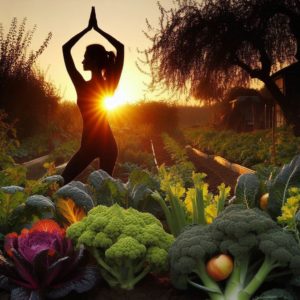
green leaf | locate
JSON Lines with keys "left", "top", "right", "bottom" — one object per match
{"left": 55, "top": 184, "right": 94, "bottom": 212}
{"left": 268, "top": 155, "right": 300, "bottom": 218}
{"left": 126, "top": 169, "right": 159, "bottom": 191}
{"left": 129, "top": 184, "right": 152, "bottom": 208}
{"left": 42, "top": 175, "right": 64, "bottom": 186}
{"left": 0, "top": 185, "right": 24, "bottom": 194}
{"left": 88, "top": 169, "right": 111, "bottom": 191}
{"left": 235, "top": 173, "right": 260, "bottom": 208}
{"left": 94, "top": 178, "right": 127, "bottom": 207}
{"left": 26, "top": 195, "right": 55, "bottom": 212}
{"left": 254, "top": 288, "right": 296, "bottom": 300}
{"left": 187, "top": 279, "right": 222, "bottom": 294}
{"left": 88, "top": 169, "right": 127, "bottom": 206}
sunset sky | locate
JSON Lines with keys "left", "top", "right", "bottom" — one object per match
{"left": 0, "top": 0, "right": 175, "bottom": 104}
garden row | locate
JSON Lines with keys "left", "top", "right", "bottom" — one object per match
{"left": 1, "top": 152, "right": 300, "bottom": 299}
{"left": 184, "top": 127, "right": 300, "bottom": 170}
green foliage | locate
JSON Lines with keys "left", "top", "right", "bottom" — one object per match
{"left": 48, "top": 139, "right": 80, "bottom": 165}
{"left": 277, "top": 187, "right": 300, "bottom": 245}
{"left": 26, "top": 194, "right": 56, "bottom": 219}
{"left": 152, "top": 166, "right": 230, "bottom": 236}
{"left": 67, "top": 203, "right": 174, "bottom": 290}
{"left": 56, "top": 181, "right": 94, "bottom": 212}
{"left": 162, "top": 133, "right": 195, "bottom": 186}
{"left": 0, "top": 173, "right": 63, "bottom": 235}
{"left": 0, "top": 186, "right": 25, "bottom": 232}
{"left": 232, "top": 155, "right": 300, "bottom": 218}
{"left": 13, "top": 133, "right": 51, "bottom": 162}
{"left": 268, "top": 156, "right": 300, "bottom": 219}
{"left": 87, "top": 169, "right": 160, "bottom": 213}
{"left": 184, "top": 127, "right": 300, "bottom": 168}
{"left": 255, "top": 289, "right": 296, "bottom": 300}
{"left": 0, "top": 164, "right": 27, "bottom": 187}
{"left": 113, "top": 126, "right": 155, "bottom": 173}
{"left": 235, "top": 173, "right": 261, "bottom": 208}
{"left": 169, "top": 205, "right": 300, "bottom": 300}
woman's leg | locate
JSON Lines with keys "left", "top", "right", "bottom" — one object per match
{"left": 99, "top": 136, "right": 118, "bottom": 176}
{"left": 61, "top": 147, "right": 95, "bottom": 184}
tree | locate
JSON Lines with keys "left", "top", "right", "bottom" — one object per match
{"left": 0, "top": 18, "right": 59, "bottom": 137}
{"left": 145, "top": 0, "right": 300, "bottom": 135}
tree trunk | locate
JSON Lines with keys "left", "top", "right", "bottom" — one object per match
{"left": 262, "top": 76, "right": 300, "bottom": 136}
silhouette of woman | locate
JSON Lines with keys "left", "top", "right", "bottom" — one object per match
{"left": 61, "top": 7, "right": 124, "bottom": 184}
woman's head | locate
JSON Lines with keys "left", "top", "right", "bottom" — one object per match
{"left": 82, "top": 44, "right": 115, "bottom": 76}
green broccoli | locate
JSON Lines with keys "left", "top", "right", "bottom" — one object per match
{"left": 169, "top": 205, "right": 300, "bottom": 300}
{"left": 67, "top": 203, "right": 174, "bottom": 290}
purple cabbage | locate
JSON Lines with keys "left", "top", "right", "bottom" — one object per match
{"left": 0, "top": 219, "right": 99, "bottom": 299}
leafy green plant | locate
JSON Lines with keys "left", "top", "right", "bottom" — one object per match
{"left": 152, "top": 167, "right": 230, "bottom": 236}
{"left": 67, "top": 203, "right": 174, "bottom": 290}
{"left": 162, "top": 133, "right": 195, "bottom": 186}
{"left": 48, "top": 139, "right": 79, "bottom": 165}
{"left": 234, "top": 155, "right": 300, "bottom": 220}
{"left": 9, "top": 169, "right": 160, "bottom": 229}
{"left": 87, "top": 169, "right": 160, "bottom": 212}
{"left": 184, "top": 127, "right": 300, "bottom": 168}
{"left": 0, "top": 165, "right": 27, "bottom": 187}
{"left": 277, "top": 187, "right": 300, "bottom": 244}
{"left": 0, "top": 174, "right": 64, "bottom": 236}
{"left": 0, "top": 186, "right": 25, "bottom": 233}
{"left": 169, "top": 205, "right": 300, "bottom": 300}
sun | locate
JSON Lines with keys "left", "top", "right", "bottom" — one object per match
{"left": 103, "top": 89, "right": 127, "bottom": 111}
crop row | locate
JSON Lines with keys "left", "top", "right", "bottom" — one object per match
{"left": 1, "top": 154, "right": 300, "bottom": 299}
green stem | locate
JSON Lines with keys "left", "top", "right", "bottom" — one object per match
{"left": 151, "top": 191, "right": 175, "bottom": 235}
{"left": 238, "top": 257, "right": 279, "bottom": 300}
{"left": 224, "top": 258, "right": 248, "bottom": 300}
{"left": 195, "top": 187, "right": 206, "bottom": 224}
{"left": 193, "top": 262, "right": 224, "bottom": 300}
{"left": 169, "top": 191, "right": 187, "bottom": 236}
{"left": 122, "top": 265, "right": 151, "bottom": 290}
{"left": 92, "top": 249, "right": 120, "bottom": 282}
{"left": 216, "top": 186, "right": 226, "bottom": 215}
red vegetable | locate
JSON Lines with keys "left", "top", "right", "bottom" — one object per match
{"left": 206, "top": 254, "right": 233, "bottom": 281}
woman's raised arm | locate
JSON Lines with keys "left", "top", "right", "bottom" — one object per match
{"left": 91, "top": 7, "right": 124, "bottom": 89}
{"left": 63, "top": 21, "right": 92, "bottom": 87}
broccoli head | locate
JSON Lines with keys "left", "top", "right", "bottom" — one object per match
{"left": 169, "top": 204, "right": 300, "bottom": 300}
{"left": 67, "top": 203, "right": 174, "bottom": 290}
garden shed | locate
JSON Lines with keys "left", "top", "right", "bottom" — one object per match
{"left": 219, "top": 62, "right": 300, "bottom": 132}
{"left": 219, "top": 96, "right": 273, "bottom": 132}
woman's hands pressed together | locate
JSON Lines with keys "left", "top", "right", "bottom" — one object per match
{"left": 88, "top": 7, "right": 99, "bottom": 30}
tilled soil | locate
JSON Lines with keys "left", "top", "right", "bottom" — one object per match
{"left": 60, "top": 274, "right": 207, "bottom": 300}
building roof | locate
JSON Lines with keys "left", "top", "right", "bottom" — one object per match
{"left": 271, "top": 62, "right": 300, "bottom": 78}
{"left": 230, "top": 96, "right": 261, "bottom": 104}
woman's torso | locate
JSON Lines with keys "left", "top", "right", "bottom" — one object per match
{"left": 76, "top": 80, "right": 112, "bottom": 145}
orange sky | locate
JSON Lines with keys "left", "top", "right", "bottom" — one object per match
{"left": 0, "top": 0, "right": 175, "bottom": 103}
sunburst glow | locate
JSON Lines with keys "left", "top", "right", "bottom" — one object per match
{"left": 103, "top": 89, "right": 127, "bottom": 111}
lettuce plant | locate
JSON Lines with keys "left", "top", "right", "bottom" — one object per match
{"left": 0, "top": 219, "right": 99, "bottom": 299}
